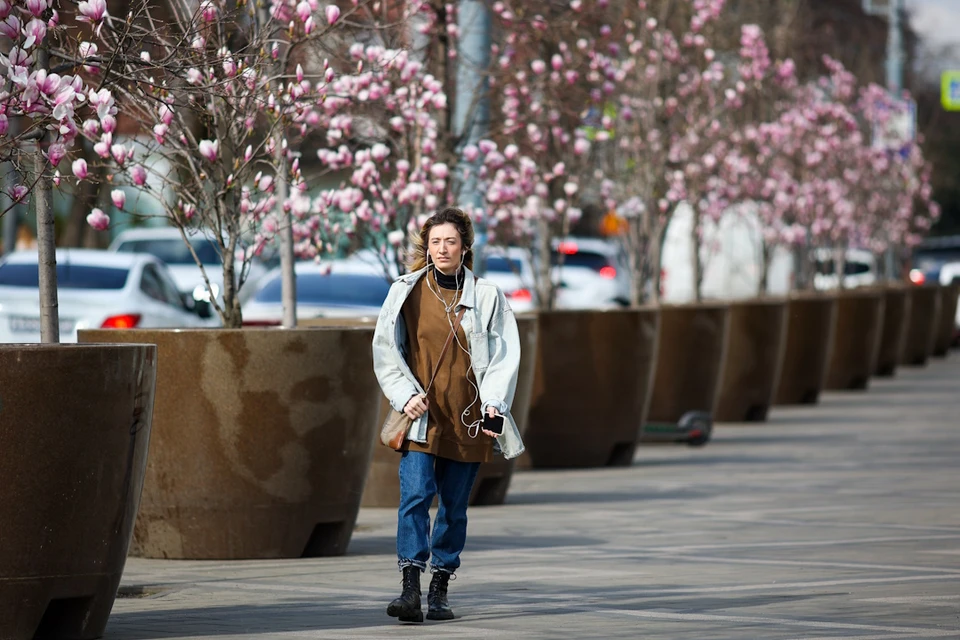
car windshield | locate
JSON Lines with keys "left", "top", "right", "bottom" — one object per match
{"left": 551, "top": 250, "right": 610, "bottom": 271}
{"left": 0, "top": 263, "right": 129, "bottom": 289}
{"left": 484, "top": 256, "right": 525, "bottom": 274}
{"left": 913, "top": 248, "right": 960, "bottom": 271}
{"left": 814, "top": 259, "right": 872, "bottom": 276}
{"left": 254, "top": 272, "right": 391, "bottom": 307}
{"left": 115, "top": 238, "right": 222, "bottom": 265}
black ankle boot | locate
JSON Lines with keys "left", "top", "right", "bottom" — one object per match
{"left": 426, "top": 570, "right": 454, "bottom": 621}
{"left": 387, "top": 566, "right": 423, "bottom": 623}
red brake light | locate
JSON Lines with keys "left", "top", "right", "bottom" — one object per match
{"left": 599, "top": 266, "right": 617, "bottom": 279}
{"left": 101, "top": 314, "right": 141, "bottom": 329}
{"left": 909, "top": 269, "right": 925, "bottom": 285}
{"left": 557, "top": 241, "right": 579, "bottom": 255}
{"left": 506, "top": 288, "right": 532, "bottom": 302}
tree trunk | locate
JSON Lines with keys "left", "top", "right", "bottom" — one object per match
{"left": 759, "top": 242, "right": 771, "bottom": 296}
{"left": 535, "top": 216, "right": 554, "bottom": 310}
{"left": 34, "top": 47, "right": 59, "bottom": 344}
{"left": 691, "top": 208, "right": 703, "bottom": 302}
{"left": 649, "top": 224, "right": 665, "bottom": 304}
{"left": 276, "top": 155, "right": 297, "bottom": 328}
{"left": 834, "top": 245, "right": 846, "bottom": 291}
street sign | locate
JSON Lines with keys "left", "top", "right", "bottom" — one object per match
{"left": 942, "top": 71, "right": 960, "bottom": 112}
{"left": 872, "top": 96, "right": 916, "bottom": 153}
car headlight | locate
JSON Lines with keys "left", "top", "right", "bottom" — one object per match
{"left": 193, "top": 282, "right": 220, "bottom": 302}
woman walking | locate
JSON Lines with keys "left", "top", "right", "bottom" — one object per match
{"left": 372, "top": 207, "right": 525, "bottom": 623}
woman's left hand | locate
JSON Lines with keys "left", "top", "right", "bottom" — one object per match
{"left": 481, "top": 406, "right": 501, "bottom": 438}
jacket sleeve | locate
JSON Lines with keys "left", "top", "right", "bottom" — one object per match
{"left": 478, "top": 289, "right": 521, "bottom": 415}
{"left": 372, "top": 284, "right": 419, "bottom": 412}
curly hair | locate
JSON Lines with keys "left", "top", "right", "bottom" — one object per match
{"left": 407, "top": 207, "right": 476, "bottom": 272}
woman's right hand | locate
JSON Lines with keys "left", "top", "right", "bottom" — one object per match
{"left": 403, "top": 394, "right": 429, "bottom": 420}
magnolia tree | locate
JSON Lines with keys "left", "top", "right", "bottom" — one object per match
{"left": 305, "top": 41, "right": 452, "bottom": 278}
{"left": 79, "top": 0, "right": 351, "bottom": 328}
{"left": 468, "top": 0, "right": 624, "bottom": 310}
{"left": 723, "top": 56, "right": 939, "bottom": 292}
{"left": 594, "top": 0, "right": 788, "bottom": 304}
{"left": 0, "top": 0, "right": 120, "bottom": 341}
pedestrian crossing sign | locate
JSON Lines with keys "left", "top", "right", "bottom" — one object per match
{"left": 943, "top": 71, "right": 960, "bottom": 111}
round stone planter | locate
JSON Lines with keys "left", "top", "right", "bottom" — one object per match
{"left": 470, "top": 314, "right": 539, "bottom": 505}
{"left": 932, "top": 285, "right": 960, "bottom": 356}
{"left": 0, "top": 344, "right": 156, "bottom": 640}
{"left": 521, "top": 308, "right": 661, "bottom": 468}
{"left": 774, "top": 292, "right": 838, "bottom": 405}
{"left": 714, "top": 299, "right": 789, "bottom": 423}
{"left": 643, "top": 303, "right": 729, "bottom": 436}
{"left": 356, "top": 315, "right": 540, "bottom": 508}
{"left": 78, "top": 328, "right": 380, "bottom": 560}
{"left": 900, "top": 286, "right": 941, "bottom": 366}
{"left": 824, "top": 289, "right": 885, "bottom": 391}
{"left": 874, "top": 284, "right": 912, "bottom": 377}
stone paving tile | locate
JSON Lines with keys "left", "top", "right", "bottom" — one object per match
{"left": 106, "top": 352, "right": 960, "bottom": 639}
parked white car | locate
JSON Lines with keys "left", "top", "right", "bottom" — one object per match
{"left": 477, "top": 239, "right": 630, "bottom": 311}
{"left": 550, "top": 236, "right": 631, "bottom": 308}
{"left": 812, "top": 248, "right": 877, "bottom": 291}
{"left": 241, "top": 259, "right": 393, "bottom": 325}
{"left": 0, "top": 249, "right": 211, "bottom": 343}
{"left": 109, "top": 227, "right": 268, "bottom": 304}
{"left": 477, "top": 246, "right": 538, "bottom": 313}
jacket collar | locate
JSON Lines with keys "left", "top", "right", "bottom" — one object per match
{"left": 399, "top": 266, "right": 477, "bottom": 309}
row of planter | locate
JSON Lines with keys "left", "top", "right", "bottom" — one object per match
{"left": 2, "top": 283, "right": 957, "bottom": 638}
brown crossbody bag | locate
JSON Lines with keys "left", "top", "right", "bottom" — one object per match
{"left": 379, "top": 306, "right": 467, "bottom": 450}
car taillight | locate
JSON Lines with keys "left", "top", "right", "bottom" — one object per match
{"left": 506, "top": 288, "right": 533, "bottom": 302}
{"left": 557, "top": 241, "right": 579, "bottom": 255}
{"left": 909, "top": 269, "right": 925, "bottom": 285}
{"left": 101, "top": 314, "right": 141, "bottom": 329}
{"left": 599, "top": 266, "right": 617, "bottom": 279}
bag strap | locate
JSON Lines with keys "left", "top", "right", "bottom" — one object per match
{"left": 423, "top": 306, "right": 467, "bottom": 395}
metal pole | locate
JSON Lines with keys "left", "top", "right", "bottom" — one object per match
{"left": 454, "top": 0, "right": 491, "bottom": 225}
{"left": 886, "top": 0, "right": 904, "bottom": 94}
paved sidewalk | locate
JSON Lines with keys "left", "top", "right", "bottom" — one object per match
{"left": 108, "top": 352, "right": 960, "bottom": 639}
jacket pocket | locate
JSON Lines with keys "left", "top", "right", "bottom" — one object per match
{"left": 470, "top": 331, "right": 490, "bottom": 371}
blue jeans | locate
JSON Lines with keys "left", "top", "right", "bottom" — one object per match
{"left": 397, "top": 451, "right": 480, "bottom": 573}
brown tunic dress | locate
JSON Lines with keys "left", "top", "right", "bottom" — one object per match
{"left": 401, "top": 273, "right": 494, "bottom": 464}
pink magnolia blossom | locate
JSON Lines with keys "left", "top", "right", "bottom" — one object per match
{"left": 130, "top": 165, "right": 147, "bottom": 186}
{"left": 72, "top": 158, "right": 89, "bottom": 179}
{"left": 111, "top": 189, "right": 126, "bottom": 209}
{"left": 325, "top": 4, "right": 340, "bottom": 25}
{"left": 77, "top": 0, "right": 107, "bottom": 23}
{"left": 86, "top": 208, "right": 110, "bottom": 230}
{"left": 198, "top": 139, "right": 219, "bottom": 162}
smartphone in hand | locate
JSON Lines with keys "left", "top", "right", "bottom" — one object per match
{"left": 483, "top": 412, "right": 505, "bottom": 435}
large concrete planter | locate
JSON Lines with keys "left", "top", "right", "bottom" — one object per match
{"left": 824, "top": 289, "right": 885, "bottom": 391}
{"left": 355, "top": 315, "right": 540, "bottom": 508}
{"left": 0, "top": 344, "right": 156, "bottom": 640}
{"left": 932, "top": 285, "right": 960, "bottom": 356}
{"left": 714, "top": 299, "right": 788, "bottom": 423}
{"left": 874, "top": 284, "right": 912, "bottom": 377}
{"left": 521, "top": 308, "right": 660, "bottom": 468}
{"left": 79, "top": 328, "right": 380, "bottom": 560}
{"left": 643, "top": 303, "right": 729, "bottom": 437}
{"left": 470, "top": 314, "right": 538, "bottom": 505}
{"left": 774, "top": 292, "right": 838, "bottom": 405}
{"left": 900, "top": 286, "right": 941, "bottom": 366}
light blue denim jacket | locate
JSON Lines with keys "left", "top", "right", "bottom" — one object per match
{"left": 372, "top": 266, "right": 526, "bottom": 460}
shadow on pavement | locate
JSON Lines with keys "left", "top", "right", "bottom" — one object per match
{"left": 106, "top": 601, "right": 388, "bottom": 638}
{"left": 349, "top": 533, "right": 605, "bottom": 556}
